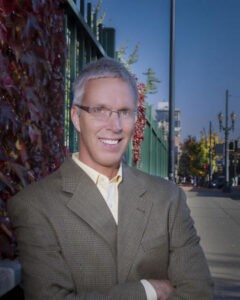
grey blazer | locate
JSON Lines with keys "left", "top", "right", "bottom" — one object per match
{"left": 8, "top": 157, "right": 213, "bottom": 299}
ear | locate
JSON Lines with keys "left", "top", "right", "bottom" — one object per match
{"left": 71, "top": 105, "right": 81, "bottom": 132}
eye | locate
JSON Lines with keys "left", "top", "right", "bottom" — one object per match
{"left": 92, "top": 107, "right": 105, "bottom": 114}
{"left": 120, "top": 109, "right": 130, "bottom": 116}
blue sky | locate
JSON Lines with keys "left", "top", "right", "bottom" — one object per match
{"left": 91, "top": 0, "right": 240, "bottom": 141}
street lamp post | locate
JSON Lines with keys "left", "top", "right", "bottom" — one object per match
{"left": 168, "top": 0, "right": 176, "bottom": 181}
{"left": 209, "top": 121, "right": 213, "bottom": 185}
{"left": 218, "top": 89, "right": 236, "bottom": 192}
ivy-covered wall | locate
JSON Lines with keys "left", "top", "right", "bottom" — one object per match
{"left": 0, "top": 0, "right": 66, "bottom": 258}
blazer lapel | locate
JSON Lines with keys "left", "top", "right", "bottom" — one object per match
{"left": 117, "top": 166, "right": 153, "bottom": 283}
{"left": 61, "top": 158, "right": 117, "bottom": 257}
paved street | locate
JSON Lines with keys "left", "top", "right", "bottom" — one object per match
{"left": 184, "top": 187, "right": 240, "bottom": 300}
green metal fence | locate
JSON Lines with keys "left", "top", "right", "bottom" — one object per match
{"left": 126, "top": 103, "right": 168, "bottom": 178}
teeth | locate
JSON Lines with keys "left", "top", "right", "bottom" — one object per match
{"left": 101, "top": 139, "right": 119, "bottom": 145}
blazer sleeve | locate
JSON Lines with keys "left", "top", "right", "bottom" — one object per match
{"left": 7, "top": 193, "right": 147, "bottom": 300}
{"left": 167, "top": 187, "right": 214, "bottom": 299}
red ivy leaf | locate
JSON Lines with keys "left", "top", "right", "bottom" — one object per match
{"left": 21, "top": 14, "right": 42, "bottom": 40}
{"left": 0, "top": 170, "right": 15, "bottom": 193}
{"left": 0, "top": 102, "right": 19, "bottom": 133}
{"left": 1, "top": 0, "right": 17, "bottom": 15}
{"left": 19, "top": 51, "right": 38, "bottom": 78}
{"left": 5, "top": 161, "right": 29, "bottom": 187}
{"left": 133, "top": 82, "right": 147, "bottom": 164}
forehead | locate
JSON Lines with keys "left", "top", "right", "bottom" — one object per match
{"left": 83, "top": 77, "right": 136, "bottom": 106}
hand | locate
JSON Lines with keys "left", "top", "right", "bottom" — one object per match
{"left": 148, "top": 279, "right": 175, "bottom": 300}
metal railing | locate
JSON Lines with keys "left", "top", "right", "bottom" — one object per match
{"left": 126, "top": 103, "right": 168, "bottom": 178}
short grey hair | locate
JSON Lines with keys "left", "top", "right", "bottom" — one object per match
{"left": 73, "top": 57, "right": 138, "bottom": 107}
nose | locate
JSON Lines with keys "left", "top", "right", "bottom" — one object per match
{"left": 108, "top": 111, "right": 122, "bottom": 132}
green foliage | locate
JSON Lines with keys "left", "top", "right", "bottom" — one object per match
{"left": 128, "top": 42, "right": 140, "bottom": 65}
{"left": 116, "top": 44, "right": 160, "bottom": 96}
{"left": 94, "top": 0, "right": 106, "bottom": 26}
{"left": 116, "top": 43, "right": 140, "bottom": 71}
{"left": 94, "top": 0, "right": 102, "bottom": 14}
{"left": 142, "top": 68, "right": 160, "bottom": 94}
{"left": 178, "top": 152, "right": 191, "bottom": 177}
{"left": 179, "top": 136, "right": 210, "bottom": 177}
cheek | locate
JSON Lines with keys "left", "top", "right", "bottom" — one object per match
{"left": 79, "top": 118, "right": 102, "bottom": 134}
{"left": 125, "top": 123, "right": 135, "bottom": 136}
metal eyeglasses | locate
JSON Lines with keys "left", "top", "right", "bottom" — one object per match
{"left": 76, "top": 105, "right": 137, "bottom": 122}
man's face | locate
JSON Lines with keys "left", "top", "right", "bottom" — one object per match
{"left": 71, "top": 77, "right": 136, "bottom": 176}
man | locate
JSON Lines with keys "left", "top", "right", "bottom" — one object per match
{"left": 8, "top": 57, "right": 213, "bottom": 299}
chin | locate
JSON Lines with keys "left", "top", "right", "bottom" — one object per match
{"left": 98, "top": 156, "right": 122, "bottom": 168}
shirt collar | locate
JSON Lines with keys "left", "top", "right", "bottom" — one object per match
{"left": 72, "top": 152, "right": 122, "bottom": 185}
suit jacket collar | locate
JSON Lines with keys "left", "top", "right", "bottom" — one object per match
{"left": 61, "top": 157, "right": 117, "bottom": 257}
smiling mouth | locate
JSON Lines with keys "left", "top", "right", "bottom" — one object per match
{"left": 100, "top": 138, "right": 121, "bottom": 145}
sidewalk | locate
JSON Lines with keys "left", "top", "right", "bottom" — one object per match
{"left": 183, "top": 186, "right": 240, "bottom": 299}
{"left": 181, "top": 184, "right": 240, "bottom": 203}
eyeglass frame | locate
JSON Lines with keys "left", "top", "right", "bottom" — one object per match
{"left": 75, "top": 104, "right": 138, "bottom": 122}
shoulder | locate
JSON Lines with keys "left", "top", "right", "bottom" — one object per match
{"left": 123, "top": 166, "right": 188, "bottom": 219}
{"left": 125, "top": 165, "right": 182, "bottom": 195}
{"left": 7, "top": 157, "right": 76, "bottom": 211}
{"left": 11, "top": 163, "right": 62, "bottom": 198}
{"left": 123, "top": 166, "right": 186, "bottom": 209}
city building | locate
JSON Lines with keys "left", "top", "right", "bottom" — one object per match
{"left": 155, "top": 101, "right": 181, "bottom": 153}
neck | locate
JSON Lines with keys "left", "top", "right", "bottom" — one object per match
{"left": 78, "top": 155, "right": 120, "bottom": 179}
